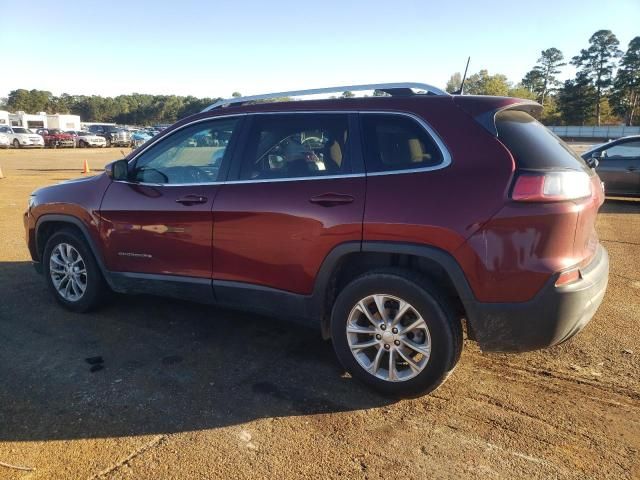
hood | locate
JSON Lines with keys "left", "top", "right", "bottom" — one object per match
{"left": 32, "top": 173, "right": 105, "bottom": 196}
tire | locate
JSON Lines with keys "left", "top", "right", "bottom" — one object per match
{"left": 13, "top": 139, "right": 20, "bottom": 149}
{"left": 79, "top": 140, "right": 87, "bottom": 148}
{"left": 330, "top": 269, "right": 462, "bottom": 398}
{"left": 43, "top": 228, "right": 106, "bottom": 312}
{"left": 105, "top": 137, "right": 112, "bottom": 148}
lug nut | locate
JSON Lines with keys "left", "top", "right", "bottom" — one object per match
{"left": 376, "top": 334, "right": 382, "bottom": 340}
{"left": 394, "top": 340, "right": 400, "bottom": 346}
{"left": 384, "top": 344, "right": 390, "bottom": 350}
{"left": 391, "top": 328, "right": 398, "bottom": 334}
{"left": 380, "top": 324, "right": 386, "bottom": 330}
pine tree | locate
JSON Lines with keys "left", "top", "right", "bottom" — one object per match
{"left": 610, "top": 36, "right": 640, "bottom": 126}
{"left": 571, "top": 30, "right": 622, "bottom": 126}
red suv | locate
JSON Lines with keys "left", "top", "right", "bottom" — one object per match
{"left": 24, "top": 83, "right": 609, "bottom": 397}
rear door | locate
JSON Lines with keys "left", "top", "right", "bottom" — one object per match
{"left": 596, "top": 139, "right": 640, "bottom": 195}
{"left": 212, "top": 112, "right": 365, "bottom": 295}
{"left": 100, "top": 117, "right": 241, "bottom": 280}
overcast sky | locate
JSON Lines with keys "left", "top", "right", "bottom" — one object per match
{"left": 1, "top": 0, "right": 638, "bottom": 99}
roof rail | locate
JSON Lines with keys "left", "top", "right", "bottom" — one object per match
{"left": 202, "top": 82, "right": 448, "bottom": 111}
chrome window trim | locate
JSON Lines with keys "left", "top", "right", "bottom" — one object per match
{"left": 123, "top": 110, "right": 451, "bottom": 187}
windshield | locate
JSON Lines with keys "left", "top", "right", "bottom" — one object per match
{"left": 13, "top": 128, "right": 29, "bottom": 134}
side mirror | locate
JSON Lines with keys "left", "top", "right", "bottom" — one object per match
{"left": 105, "top": 159, "right": 129, "bottom": 181}
{"left": 586, "top": 151, "right": 601, "bottom": 169}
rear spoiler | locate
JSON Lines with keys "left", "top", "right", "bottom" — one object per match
{"left": 453, "top": 96, "right": 542, "bottom": 136}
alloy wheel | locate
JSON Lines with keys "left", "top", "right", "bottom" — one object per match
{"left": 346, "top": 294, "right": 432, "bottom": 382}
{"left": 49, "top": 243, "right": 88, "bottom": 302}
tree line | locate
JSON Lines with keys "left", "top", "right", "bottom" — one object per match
{"left": 2, "top": 29, "right": 638, "bottom": 127}
{"left": 0, "top": 91, "right": 224, "bottom": 126}
{"left": 446, "top": 30, "right": 639, "bottom": 126}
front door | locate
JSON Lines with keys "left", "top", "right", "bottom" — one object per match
{"left": 596, "top": 139, "right": 640, "bottom": 195}
{"left": 212, "top": 113, "right": 365, "bottom": 295}
{"left": 100, "top": 117, "right": 241, "bottom": 279}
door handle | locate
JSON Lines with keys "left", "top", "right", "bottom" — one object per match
{"left": 309, "top": 193, "right": 355, "bottom": 207}
{"left": 176, "top": 194, "right": 208, "bottom": 205}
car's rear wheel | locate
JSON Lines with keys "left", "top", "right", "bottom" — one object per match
{"left": 105, "top": 137, "right": 111, "bottom": 147}
{"left": 330, "top": 269, "right": 462, "bottom": 397}
{"left": 13, "top": 139, "right": 20, "bottom": 149}
{"left": 43, "top": 228, "right": 106, "bottom": 312}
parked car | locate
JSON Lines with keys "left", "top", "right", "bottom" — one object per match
{"left": 0, "top": 130, "right": 9, "bottom": 148}
{"left": 24, "top": 83, "right": 609, "bottom": 397}
{"left": 130, "top": 130, "right": 153, "bottom": 148}
{"left": 1, "top": 126, "right": 44, "bottom": 148}
{"left": 36, "top": 129, "right": 75, "bottom": 148}
{"left": 66, "top": 130, "right": 107, "bottom": 148}
{"left": 582, "top": 135, "right": 640, "bottom": 197}
{"left": 87, "top": 124, "right": 131, "bottom": 147}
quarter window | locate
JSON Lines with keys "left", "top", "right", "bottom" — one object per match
{"left": 361, "top": 114, "right": 443, "bottom": 173}
{"left": 239, "top": 114, "right": 351, "bottom": 180}
{"left": 131, "top": 118, "right": 238, "bottom": 184}
{"left": 602, "top": 141, "right": 640, "bottom": 159}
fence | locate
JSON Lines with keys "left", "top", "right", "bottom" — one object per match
{"left": 547, "top": 125, "right": 640, "bottom": 139}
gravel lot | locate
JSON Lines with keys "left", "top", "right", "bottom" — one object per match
{"left": 0, "top": 147, "right": 638, "bottom": 479}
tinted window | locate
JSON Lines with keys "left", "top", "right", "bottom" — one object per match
{"left": 361, "top": 114, "right": 443, "bottom": 173}
{"left": 131, "top": 118, "right": 238, "bottom": 184}
{"left": 602, "top": 141, "right": 640, "bottom": 159}
{"left": 496, "top": 110, "right": 589, "bottom": 171}
{"left": 239, "top": 114, "right": 351, "bottom": 180}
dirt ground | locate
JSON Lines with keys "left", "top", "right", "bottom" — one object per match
{"left": 0, "top": 146, "right": 638, "bottom": 480}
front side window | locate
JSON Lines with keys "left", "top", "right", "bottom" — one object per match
{"left": 361, "top": 114, "right": 443, "bottom": 173}
{"left": 131, "top": 118, "right": 238, "bottom": 185}
{"left": 602, "top": 141, "right": 640, "bottom": 159}
{"left": 239, "top": 114, "right": 351, "bottom": 180}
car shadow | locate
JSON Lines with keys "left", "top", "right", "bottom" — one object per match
{"left": 0, "top": 261, "right": 392, "bottom": 442}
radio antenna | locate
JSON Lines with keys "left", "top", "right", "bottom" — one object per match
{"left": 454, "top": 57, "right": 471, "bottom": 95}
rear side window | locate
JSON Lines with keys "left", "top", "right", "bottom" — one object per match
{"left": 239, "top": 114, "right": 351, "bottom": 180}
{"left": 361, "top": 114, "right": 443, "bottom": 173}
{"left": 496, "top": 110, "right": 589, "bottom": 172}
{"left": 602, "top": 141, "right": 640, "bottom": 159}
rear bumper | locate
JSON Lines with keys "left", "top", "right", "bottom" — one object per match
{"left": 467, "top": 245, "right": 609, "bottom": 352}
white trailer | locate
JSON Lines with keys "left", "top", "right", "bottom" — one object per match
{"left": 47, "top": 114, "right": 81, "bottom": 131}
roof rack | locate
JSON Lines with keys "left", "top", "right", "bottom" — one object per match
{"left": 202, "top": 82, "right": 448, "bottom": 111}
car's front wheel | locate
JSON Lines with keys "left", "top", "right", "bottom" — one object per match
{"left": 13, "top": 139, "right": 20, "bottom": 148}
{"left": 43, "top": 228, "right": 106, "bottom": 312}
{"left": 331, "top": 269, "right": 462, "bottom": 397}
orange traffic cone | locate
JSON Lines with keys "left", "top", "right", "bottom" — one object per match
{"left": 82, "top": 158, "right": 91, "bottom": 174}
{"left": 0, "top": 164, "right": 4, "bottom": 179}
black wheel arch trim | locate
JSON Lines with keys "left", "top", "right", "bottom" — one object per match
{"left": 34, "top": 214, "right": 117, "bottom": 290}
{"left": 311, "top": 241, "right": 478, "bottom": 338}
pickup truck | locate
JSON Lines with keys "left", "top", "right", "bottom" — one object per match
{"left": 87, "top": 124, "right": 131, "bottom": 147}
{"left": 36, "top": 129, "right": 76, "bottom": 148}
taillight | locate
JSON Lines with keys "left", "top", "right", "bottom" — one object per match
{"left": 511, "top": 171, "right": 592, "bottom": 202}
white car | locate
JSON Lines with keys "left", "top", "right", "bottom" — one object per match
{"left": 0, "top": 126, "right": 45, "bottom": 148}
{"left": 0, "top": 131, "right": 9, "bottom": 148}
{"left": 66, "top": 130, "right": 107, "bottom": 148}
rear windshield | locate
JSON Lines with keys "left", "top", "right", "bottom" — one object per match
{"left": 496, "top": 110, "right": 589, "bottom": 172}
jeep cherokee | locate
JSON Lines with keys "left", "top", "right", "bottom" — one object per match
{"left": 24, "top": 83, "right": 609, "bottom": 397}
